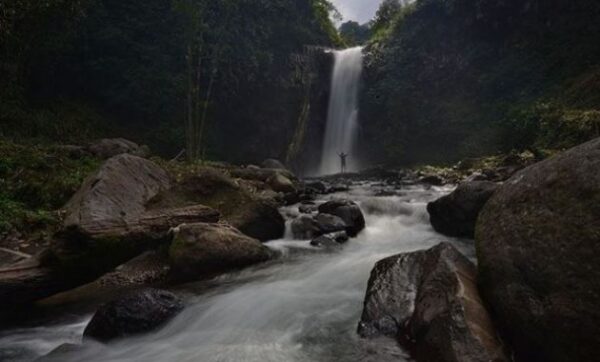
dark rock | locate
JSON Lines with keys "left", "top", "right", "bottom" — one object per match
{"left": 465, "top": 172, "right": 488, "bottom": 182}
{"left": 310, "top": 231, "right": 349, "bottom": 248}
{"left": 230, "top": 200, "right": 285, "bottom": 242}
{"left": 267, "top": 172, "right": 296, "bottom": 193}
{"left": 419, "top": 175, "right": 444, "bottom": 186}
{"left": 427, "top": 181, "right": 498, "bottom": 238}
{"left": 476, "top": 138, "right": 600, "bottom": 362}
{"left": 87, "top": 138, "right": 149, "bottom": 159}
{"left": 0, "top": 258, "right": 75, "bottom": 321}
{"left": 83, "top": 289, "right": 183, "bottom": 342}
{"left": 261, "top": 159, "right": 287, "bottom": 170}
{"left": 358, "top": 243, "right": 507, "bottom": 362}
{"left": 328, "top": 183, "right": 350, "bottom": 193}
{"left": 305, "top": 181, "right": 328, "bottom": 194}
{"left": 168, "top": 223, "right": 272, "bottom": 279}
{"left": 298, "top": 203, "right": 318, "bottom": 214}
{"left": 318, "top": 199, "right": 365, "bottom": 237}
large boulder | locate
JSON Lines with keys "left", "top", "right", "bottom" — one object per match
{"left": 87, "top": 138, "right": 150, "bottom": 159}
{"left": 83, "top": 289, "right": 183, "bottom": 342}
{"left": 54, "top": 155, "right": 219, "bottom": 278}
{"left": 427, "top": 181, "right": 498, "bottom": 238}
{"left": 150, "top": 170, "right": 285, "bottom": 242}
{"left": 476, "top": 138, "right": 600, "bottom": 362}
{"left": 168, "top": 223, "right": 272, "bottom": 279}
{"left": 358, "top": 243, "right": 507, "bottom": 362}
{"left": 318, "top": 199, "right": 365, "bottom": 237}
{"left": 229, "top": 200, "right": 285, "bottom": 242}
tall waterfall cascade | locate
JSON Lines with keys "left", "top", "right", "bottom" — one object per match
{"left": 319, "top": 47, "right": 364, "bottom": 175}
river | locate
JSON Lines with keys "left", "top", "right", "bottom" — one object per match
{"left": 0, "top": 181, "right": 473, "bottom": 362}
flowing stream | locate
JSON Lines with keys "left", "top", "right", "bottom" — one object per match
{"left": 0, "top": 182, "right": 473, "bottom": 362}
{"left": 319, "top": 47, "right": 364, "bottom": 175}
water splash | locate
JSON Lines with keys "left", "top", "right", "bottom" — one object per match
{"left": 319, "top": 47, "right": 364, "bottom": 175}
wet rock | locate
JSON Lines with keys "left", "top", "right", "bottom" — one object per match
{"left": 261, "top": 159, "right": 287, "bottom": 170}
{"left": 318, "top": 199, "right": 365, "bottom": 237}
{"left": 358, "top": 243, "right": 507, "bottom": 362}
{"left": 314, "top": 213, "right": 347, "bottom": 234}
{"left": 464, "top": 172, "right": 488, "bottom": 182}
{"left": 169, "top": 223, "right": 272, "bottom": 279}
{"left": 83, "top": 289, "right": 183, "bottom": 342}
{"left": 476, "top": 138, "right": 600, "bottom": 362}
{"left": 427, "top": 181, "right": 498, "bottom": 238}
{"left": 310, "top": 231, "right": 349, "bottom": 248}
{"left": 418, "top": 175, "right": 444, "bottom": 186}
{"left": 87, "top": 138, "right": 149, "bottom": 159}
{"left": 298, "top": 203, "right": 318, "bottom": 214}
{"left": 291, "top": 215, "right": 321, "bottom": 240}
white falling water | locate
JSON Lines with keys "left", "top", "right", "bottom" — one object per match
{"left": 319, "top": 47, "right": 364, "bottom": 175}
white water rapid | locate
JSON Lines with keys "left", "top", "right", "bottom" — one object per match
{"left": 0, "top": 183, "right": 474, "bottom": 362}
{"left": 319, "top": 47, "right": 364, "bottom": 176}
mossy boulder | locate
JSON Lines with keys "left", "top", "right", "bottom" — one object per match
{"left": 476, "top": 137, "right": 600, "bottom": 362}
{"left": 150, "top": 168, "right": 284, "bottom": 241}
{"left": 168, "top": 223, "right": 272, "bottom": 280}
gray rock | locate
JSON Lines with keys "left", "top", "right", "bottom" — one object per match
{"left": 169, "top": 223, "right": 272, "bottom": 279}
{"left": 318, "top": 199, "right": 365, "bottom": 237}
{"left": 358, "top": 243, "right": 507, "bottom": 362}
{"left": 291, "top": 215, "right": 321, "bottom": 240}
{"left": 476, "top": 137, "right": 600, "bottom": 362}
{"left": 314, "top": 213, "right": 347, "bottom": 234}
{"left": 427, "top": 181, "right": 498, "bottom": 238}
{"left": 87, "top": 138, "right": 149, "bottom": 159}
{"left": 310, "top": 231, "right": 349, "bottom": 248}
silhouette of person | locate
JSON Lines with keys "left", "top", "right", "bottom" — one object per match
{"left": 338, "top": 152, "right": 348, "bottom": 174}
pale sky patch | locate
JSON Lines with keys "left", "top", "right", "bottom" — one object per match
{"left": 330, "top": 0, "right": 384, "bottom": 24}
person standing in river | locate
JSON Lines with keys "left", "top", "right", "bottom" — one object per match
{"left": 338, "top": 152, "right": 348, "bottom": 174}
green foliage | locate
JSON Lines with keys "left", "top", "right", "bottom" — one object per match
{"left": 1, "top": 0, "right": 340, "bottom": 160}
{"left": 339, "top": 21, "right": 371, "bottom": 46}
{"left": 361, "top": 0, "right": 600, "bottom": 165}
{"left": 0, "top": 140, "right": 100, "bottom": 234}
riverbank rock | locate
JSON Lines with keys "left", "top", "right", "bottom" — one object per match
{"left": 0, "top": 258, "right": 74, "bottom": 321}
{"left": 168, "top": 223, "right": 272, "bottom": 280}
{"left": 358, "top": 243, "right": 507, "bottom": 362}
{"left": 318, "top": 199, "right": 365, "bottom": 237}
{"left": 427, "top": 181, "right": 498, "bottom": 238}
{"left": 83, "top": 289, "right": 183, "bottom": 342}
{"left": 261, "top": 159, "right": 286, "bottom": 170}
{"left": 476, "top": 138, "right": 600, "bottom": 362}
{"left": 53, "top": 155, "right": 220, "bottom": 278}
{"left": 87, "top": 138, "right": 150, "bottom": 159}
{"left": 150, "top": 170, "right": 285, "bottom": 242}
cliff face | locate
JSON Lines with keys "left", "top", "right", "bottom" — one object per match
{"left": 359, "top": 0, "right": 600, "bottom": 166}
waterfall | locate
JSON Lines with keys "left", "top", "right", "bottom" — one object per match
{"left": 319, "top": 47, "right": 364, "bottom": 175}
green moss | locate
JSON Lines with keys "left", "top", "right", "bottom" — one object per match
{"left": 0, "top": 139, "right": 101, "bottom": 235}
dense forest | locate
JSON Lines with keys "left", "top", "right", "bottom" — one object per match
{"left": 361, "top": 0, "right": 600, "bottom": 164}
{"left": 1, "top": 0, "right": 339, "bottom": 161}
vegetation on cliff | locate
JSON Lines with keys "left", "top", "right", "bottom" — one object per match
{"left": 361, "top": 0, "right": 600, "bottom": 165}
